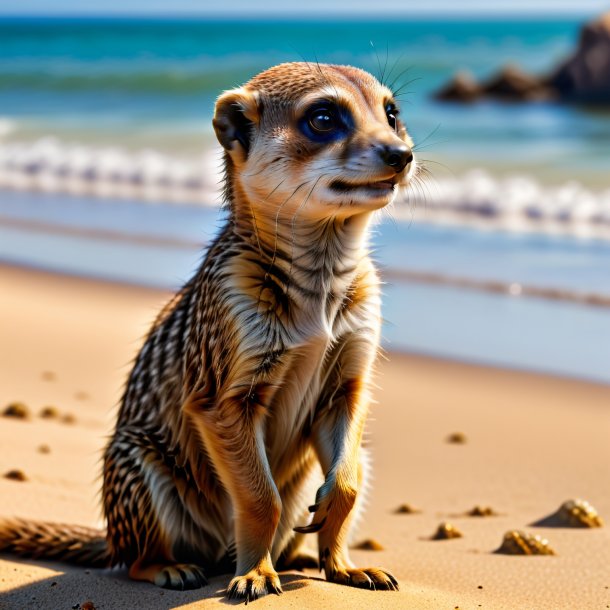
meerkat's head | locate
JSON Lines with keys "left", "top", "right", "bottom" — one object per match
{"left": 213, "top": 62, "right": 415, "bottom": 221}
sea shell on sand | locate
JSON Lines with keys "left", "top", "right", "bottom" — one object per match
{"left": 446, "top": 432, "right": 467, "bottom": 444}
{"left": 432, "top": 522, "right": 463, "bottom": 540}
{"left": 2, "top": 402, "right": 30, "bottom": 420}
{"left": 39, "top": 406, "right": 60, "bottom": 419}
{"left": 496, "top": 530, "right": 555, "bottom": 555}
{"left": 4, "top": 469, "right": 27, "bottom": 482}
{"left": 353, "top": 538, "right": 384, "bottom": 551}
{"left": 395, "top": 503, "right": 421, "bottom": 514}
{"left": 538, "top": 498, "right": 604, "bottom": 527}
{"left": 467, "top": 505, "right": 497, "bottom": 517}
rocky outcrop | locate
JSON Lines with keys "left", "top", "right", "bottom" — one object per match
{"left": 435, "top": 12, "right": 610, "bottom": 105}
{"left": 548, "top": 12, "right": 610, "bottom": 102}
{"left": 434, "top": 71, "right": 482, "bottom": 102}
{"left": 482, "top": 65, "right": 552, "bottom": 101}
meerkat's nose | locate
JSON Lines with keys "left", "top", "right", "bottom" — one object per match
{"left": 379, "top": 144, "right": 413, "bottom": 173}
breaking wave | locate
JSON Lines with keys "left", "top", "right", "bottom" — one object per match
{"left": 1, "top": 137, "right": 610, "bottom": 239}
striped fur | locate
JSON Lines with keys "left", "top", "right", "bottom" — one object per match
{"left": 0, "top": 63, "right": 414, "bottom": 601}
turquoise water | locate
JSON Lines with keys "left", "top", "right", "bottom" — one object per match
{"left": 0, "top": 17, "right": 609, "bottom": 382}
{"left": 1, "top": 16, "right": 609, "bottom": 181}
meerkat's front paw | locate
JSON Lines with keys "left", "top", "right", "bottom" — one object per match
{"left": 294, "top": 474, "right": 356, "bottom": 535}
{"left": 327, "top": 566, "right": 399, "bottom": 591}
{"left": 226, "top": 566, "right": 282, "bottom": 602}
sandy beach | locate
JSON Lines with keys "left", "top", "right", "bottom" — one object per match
{"left": 0, "top": 263, "right": 609, "bottom": 610}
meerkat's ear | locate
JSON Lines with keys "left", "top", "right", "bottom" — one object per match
{"left": 213, "top": 87, "right": 260, "bottom": 161}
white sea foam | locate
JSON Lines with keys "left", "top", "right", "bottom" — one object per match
{"left": 0, "top": 138, "right": 224, "bottom": 205}
{"left": 0, "top": 118, "right": 16, "bottom": 138}
{"left": 0, "top": 138, "right": 609, "bottom": 239}
{"left": 397, "top": 168, "right": 610, "bottom": 240}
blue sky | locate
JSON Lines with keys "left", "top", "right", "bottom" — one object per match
{"left": 0, "top": 0, "right": 608, "bottom": 15}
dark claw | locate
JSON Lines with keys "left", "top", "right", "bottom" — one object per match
{"left": 245, "top": 581, "right": 255, "bottom": 604}
{"left": 293, "top": 517, "right": 326, "bottom": 534}
{"left": 267, "top": 577, "right": 282, "bottom": 596}
{"left": 382, "top": 571, "right": 399, "bottom": 588}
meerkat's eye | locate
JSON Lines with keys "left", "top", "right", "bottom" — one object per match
{"left": 300, "top": 102, "right": 349, "bottom": 142}
{"left": 308, "top": 107, "right": 338, "bottom": 133}
{"left": 385, "top": 103, "right": 399, "bottom": 130}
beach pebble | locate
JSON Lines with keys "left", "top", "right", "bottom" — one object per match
{"left": 395, "top": 503, "right": 420, "bottom": 514}
{"left": 37, "top": 444, "right": 51, "bottom": 454}
{"left": 432, "top": 522, "right": 463, "bottom": 540}
{"left": 2, "top": 402, "right": 30, "bottom": 420}
{"left": 537, "top": 499, "right": 604, "bottom": 528}
{"left": 353, "top": 538, "right": 384, "bottom": 551}
{"left": 74, "top": 391, "right": 90, "bottom": 401}
{"left": 467, "top": 505, "right": 497, "bottom": 517}
{"left": 446, "top": 432, "right": 467, "bottom": 444}
{"left": 496, "top": 530, "right": 555, "bottom": 555}
{"left": 61, "top": 413, "right": 77, "bottom": 425}
{"left": 41, "top": 371, "right": 56, "bottom": 381}
{"left": 39, "top": 406, "right": 60, "bottom": 419}
{"left": 4, "top": 469, "right": 27, "bottom": 482}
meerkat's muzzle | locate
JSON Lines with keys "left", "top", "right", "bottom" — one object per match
{"left": 378, "top": 143, "right": 413, "bottom": 174}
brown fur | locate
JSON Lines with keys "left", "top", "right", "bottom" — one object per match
{"left": 0, "top": 62, "right": 415, "bottom": 601}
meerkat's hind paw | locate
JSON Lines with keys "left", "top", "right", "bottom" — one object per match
{"left": 227, "top": 569, "right": 282, "bottom": 602}
{"left": 153, "top": 563, "right": 208, "bottom": 590}
{"left": 330, "top": 567, "right": 399, "bottom": 591}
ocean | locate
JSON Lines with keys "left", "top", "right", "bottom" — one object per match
{"left": 0, "top": 16, "right": 609, "bottom": 383}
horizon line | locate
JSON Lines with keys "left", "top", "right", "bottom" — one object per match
{"left": 0, "top": 10, "right": 598, "bottom": 20}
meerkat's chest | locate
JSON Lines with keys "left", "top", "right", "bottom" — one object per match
{"left": 264, "top": 335, "right": 331, "bottom": 473}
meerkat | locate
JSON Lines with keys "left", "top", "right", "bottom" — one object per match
{"left": 0, "top": 62, "right": 415, "bottom": 601}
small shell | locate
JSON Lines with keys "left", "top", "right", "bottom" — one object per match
{"left": 395, "top": 503, "right": 420, "bottom": 514}
{"left": 4, "top": 469, "right": 27, "bottom": 482}
{"left": 496, "top": 530, "right": 555, "bottom": 555}
{"left": 446, "top": 432, "right": 467, "bottom": 444}
{"left": 2, "top": 402, "right": 30, "bottom": 420}
{"left": 432, "top": 522, "right": 463, "bottom": 540}
{"left": 555, "top": 499, "right": 603, "bottom": 528}
{"left": 353, "top": 538, "right": 384, "bottom": 551}
{"left": 467, "top": 505, "right": 497, "bottom": 517}
{"left": 40, "top": 406, "right": 60, "bottom": 419}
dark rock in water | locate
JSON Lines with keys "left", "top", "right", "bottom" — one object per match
{"left": 548, "top": 12, "right": 610, "bottom": 103}
{"left": 434, "top": 71, "right": 482, "bottom": 102}
{"left": 435, "top": 12, "right": 610, "bottom": 105}
{"left": 482, "top": 65, "right": 553, "bottom": 101}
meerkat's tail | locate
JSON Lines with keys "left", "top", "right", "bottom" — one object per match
{"left": 0, "top": 518, "right": 111, "bottom": 568}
